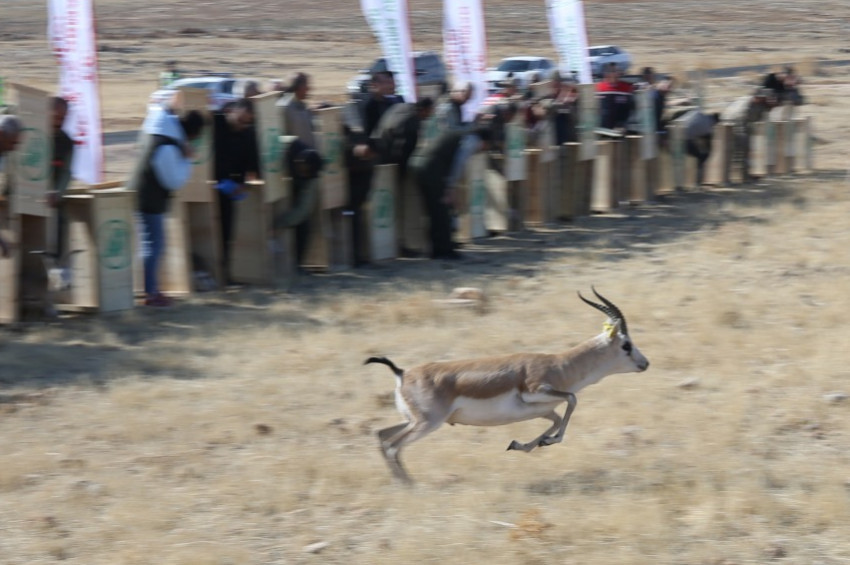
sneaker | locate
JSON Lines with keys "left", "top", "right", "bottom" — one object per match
{"left": 144, "top": 294, "right": 173, "bottom": 307}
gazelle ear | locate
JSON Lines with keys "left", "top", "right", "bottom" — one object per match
{"left": 602, "top": 319, "right": 620, "bottom": 338}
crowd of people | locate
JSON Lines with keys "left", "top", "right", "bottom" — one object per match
{"left": 0, "top": 60, "right": 803, "bottom": 308}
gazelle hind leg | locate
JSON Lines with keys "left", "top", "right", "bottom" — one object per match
{"left": 377, "top": 422, "right": 408, "bottom": 445}
{"left": 377, "top": 423, "right": 413, "bottom": 482}
{"left": 506, "top": 411, "right": 561, "bottom": 452}
{"left": 378, "top": 420, "right": 443, "bottom": 484}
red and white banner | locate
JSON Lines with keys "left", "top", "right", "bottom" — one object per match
{"left": 48, "top": 0, "right": 104, "bottom": 184}
{"left": 360, "top": 0, "right": 417, "bottom": 103}
{"left": 443, "top": 0, "right": 488, "bottom": 121}
{"left": 546, "top": 0, "right": 592, "bottom": 84}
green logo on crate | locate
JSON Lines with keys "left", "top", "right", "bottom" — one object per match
{"left": 190, "top": 128, "right": 210, "bottom": 166}
{"left": 98, "top": 219, "right": 131, "bottom": 270}
{"left": 374, "top": 186, "right": 393, "bottom": 229}
{"left": 471, "top": 179, "right": 486, "bottom": 216}
{"left": 264, "top": 127, "right": 282, "bottom": 174}
{"left": 507, "top": 126, "right": 524, "bottom": 159}
{"left": 424, "top": 117, "right": 439, "bottom": 143}
{"left": 322, "top": 131, "right": 341, "bottom": 175}
{"left": 19, "top": 127, "right": 48, "bottom": 182}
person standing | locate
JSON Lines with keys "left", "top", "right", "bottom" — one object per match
{"left": 724, "top": 88, "right": 776, "bottom": 184}
{"left": 364, "top": 71, "right": 404, "bottom": 137}
{"left": 0, "top": 115, "right": 23, "bottom": 257}
{"left": 436, "top": 82, "right": 474, "bottom": 132}
{"left": 411, "top": 127, "right": 491, "bottom": 260}
{"left": 684, "top": 111, "right": 721, "bottom": 186}
{"left": 212, "top": 98, "right": 260, "bottom": 285}
{"left": 343, "top": 122, "right": 377, "bottom": 266}
{"left": 273, "top": 139, "right": 323, "bottom": 268}
{"left": 129, "top": 105, "right": 204, "bottom": 306}
{"left": 369, "top": 97, "right": 435, "bottom": 259}
{"left": 596, "top": 63, "right": 635, "bottom": 132}
{"left": 276, "top": 73, "right": 316, "bottom": 148}
{"left": 48, "top": 96, "right": 74, "bottom": 257}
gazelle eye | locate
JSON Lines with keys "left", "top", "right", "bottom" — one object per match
{"left": 622, "top": 342, "right": 632, "bottom": 354}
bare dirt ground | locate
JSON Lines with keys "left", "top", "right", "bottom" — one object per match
{"left": 2, "top": 1, "right": 850, "bottom": 564}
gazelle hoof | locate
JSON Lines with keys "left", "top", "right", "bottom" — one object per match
{"left": 506, "top": 440, "right": 522, "bottom": 451}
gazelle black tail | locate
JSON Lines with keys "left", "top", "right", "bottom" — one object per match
{"left": 364, "top": 356, "right": 404, "bottom": 379}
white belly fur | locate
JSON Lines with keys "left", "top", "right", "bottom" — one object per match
{"left": 446, "top": 390, "right": 564, "bottom": 426}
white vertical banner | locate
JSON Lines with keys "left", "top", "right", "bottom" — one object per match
{"left": 48, "top": 0, "right": 104, "bottom": 184}
{"left": 546, "top": 0, "right": 592, "bottom": 84}
{"left": 360, "top": 0, "right": 417, "bottom": 103}
{"left": 443, "top": 0, "right": 488, "bottom": 122}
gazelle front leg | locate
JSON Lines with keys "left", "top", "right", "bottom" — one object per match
{"left": 536, "top": 386, "right": 577, "bottom": 447}
{"left": 507, "top": 386, "right": 578, "bottom": 451}
{"left": 506, "top": 410, "right": 561, "bottom": 452}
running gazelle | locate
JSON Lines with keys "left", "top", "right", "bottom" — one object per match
{"left": 366, "top": 288, "right": 650, "bottom": 484}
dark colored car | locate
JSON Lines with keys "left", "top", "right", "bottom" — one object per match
{"left": 346, "top": 51, "right": 448, "bottom": 100}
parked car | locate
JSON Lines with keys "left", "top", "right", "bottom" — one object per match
{"left": 587, "top": 45, "right": 632, "bottom": 78}
{"left": 147, "top": 75, "right": 260, "bottom": 112}
{"left": 346, "top": 51, "right": 448, "bottom": 100}
{"left": 486, "top": 56, "right": 557, "bottom": 92}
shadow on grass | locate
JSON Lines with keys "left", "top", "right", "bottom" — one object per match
{"left": 0, "top": 170, "right": 833, "bottom": 390}
{"left": 303, "top": 170, "right": 828, "bottom": 294}
{"left": 0, "top": 299, "right": 324, "bottom": 388}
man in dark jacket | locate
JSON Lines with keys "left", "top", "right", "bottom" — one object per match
{"left": 369, "top": 98, "right": 435, "bottom": 258}
{"left": 364, "top": 71, "right": 404, "bottom": 137}
{"left": 49, "top": 96, "right": 74, "bottom": 257}
{"left": 411, "top": 126, "right": 492, "bottom": 259}
{"left": 129, "top": 106, "right": 204, "bottom": 306}
{"left": 212, "top": 98, "right": 260, "bottom": 285}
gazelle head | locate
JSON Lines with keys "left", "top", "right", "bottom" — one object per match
{"left": 578, "top": 288, "right": 650, "bottom": 373}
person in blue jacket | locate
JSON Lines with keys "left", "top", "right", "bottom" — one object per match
{"left": 129, "top": 102, "right": 204, "bottom": 306}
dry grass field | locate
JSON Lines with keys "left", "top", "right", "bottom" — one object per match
{"left": 3, "top": 1, "right": 850, "bottom": 564}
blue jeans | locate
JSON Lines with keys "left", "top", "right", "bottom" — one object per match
{"left": 140, "top": 212, "right": 165, "bottom": 296}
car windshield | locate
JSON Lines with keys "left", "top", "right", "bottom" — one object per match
{"left": 589, "top": 47, "right": 616, "bottom": 57}
{"left": 414, "top": 56, "right": 434, "bottom": 72}
{"left": 169, "top": 79, "right": 219, "bottom": 91}
{"left": 496, "top": 60, "right": 532, "bottom": 72}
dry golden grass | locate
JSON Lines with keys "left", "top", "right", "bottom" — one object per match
{"left": 4, "top": 2, "right": 850, "bottom": 563}
{"left": 4, "top": 148, "right": 850, "bottom": 563}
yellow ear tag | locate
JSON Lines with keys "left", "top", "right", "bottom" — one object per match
{"left": 603, "top": 321, "right": 617, "bottom": 338}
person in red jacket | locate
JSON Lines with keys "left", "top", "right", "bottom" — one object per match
{"left": 596, "top": 63, "right": 635, "bottom": 132}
